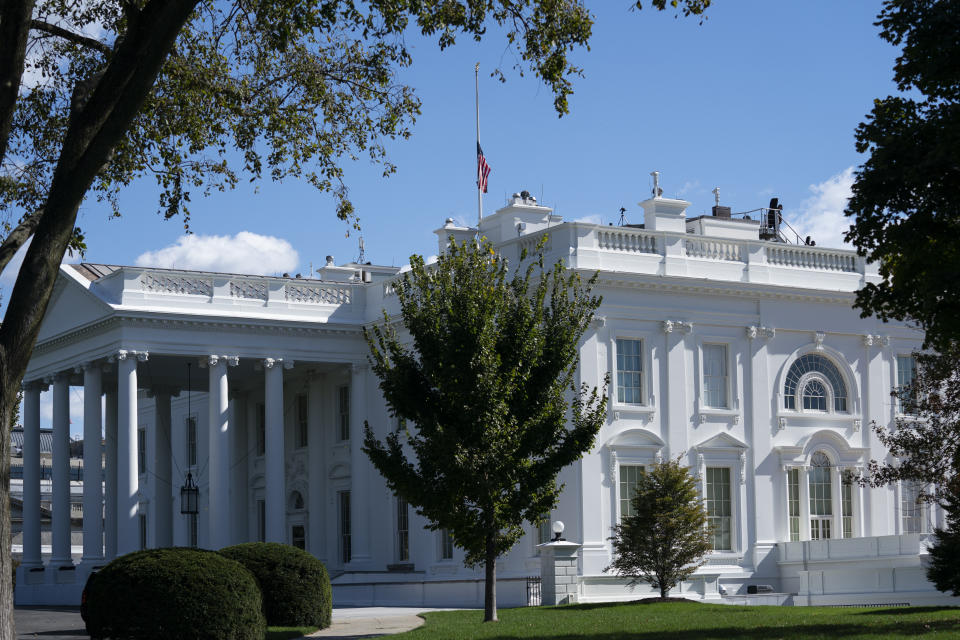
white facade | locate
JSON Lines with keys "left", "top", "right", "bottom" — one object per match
{"left": 15, "top": 190, "right": 959, "bottom": 607}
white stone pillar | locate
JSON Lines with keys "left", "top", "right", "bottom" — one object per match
{"left": 117, "top": 350, "right": 145, "bottom": 556}
{"left": 50, "top": 373, "right": 72, "bottom": 567}
{"left": 104, "top": 385, "right": 118, "bottom": 559}
{"left": 81, "top": 364, "right": 104, "bottom": 563}
{"left": 264, "top": 358, "right": 287, "bottom": 543}
{"left": 538, "top": 541, "right": 582, "bottom": 605}
{"left": 152, "top": 389, "right": 174, "bottom": 548}
{"left": 307, "top": 374, "right": 325, "bottom": 558}
{"left": 831, "top": 465, "right": 843, "bottom": 539}
{"left": 21, "top": 382, "right": 43, "bottom": 568}
{"left": 348, "top": 363, "right": 371, "bottom": 565}
{"left": 207, "top": 355, "right": 234, "bottom": 549}
{"left": 799, "top": 466, "right": 811, "bottom": 541}
{"left": 230, "top": 392, "right": 249, "bottom": 546}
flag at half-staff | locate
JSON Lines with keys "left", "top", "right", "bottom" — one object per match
{"left": 477, "top": 142, "right": 491, "bottom": 193}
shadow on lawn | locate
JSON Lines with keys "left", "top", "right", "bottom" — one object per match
{"left": 857, "top": 606, "right": 960, "bottom": 616}
{"left": 473, "top": 620, "right": 960, "bottom": 640}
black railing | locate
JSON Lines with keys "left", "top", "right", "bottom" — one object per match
{"left": 9, "top": 461, "right": 85, "bottom": 481}
{"left": 526, "top": 576, "right": 542, "bottom": 606}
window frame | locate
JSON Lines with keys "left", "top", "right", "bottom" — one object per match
{"left": 296, "top": 393, "right": 309, "bottom": 448}
{"left": 439, "top": 528, "right": 455, "bottom": 561}
{"left": 701, "top": 343, "right": 731, "bottom": 410}
{"left": 137, "top": 427, "right": 146, "bottom": 477}
{"left": 338, "top": 386, "right": 351, "bottom": 442}
{"left": 705, "top": 466, "right": 733, "bottom": 551}
{"left": 895, "top": 354, "right": 918, "bottom": 416}
{"left": 782, "top": 353, "right": 849, "bottom": 415}
{"left": 396, "top": 495, "right": 410, "bottom": 563}
{"left": 186, "top": 415, "right": 198, "bottom": 468}
{"left": 338, "top": 490, "right": 352, "bottom": 564}
{"left": 256, "top": 403, "right": 266, "bottom": 456}
{"left": 613, "top": 337, "right": 647, "bottom": 407}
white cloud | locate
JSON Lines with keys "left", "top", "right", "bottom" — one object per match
{"left": 135, "top": 231, "right": 299, "bottom": 275}
{"left": 574, "top": 214, "right": 603, "bottom": 225}
{"left": 676, "top": 180, "right": 701, "bottom": 198}
{"left": 787, "top": 167, "right": 856, "bottom": 249}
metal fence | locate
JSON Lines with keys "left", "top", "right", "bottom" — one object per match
{"left": 526, "top": 576, "right": 541, "bottom": 606}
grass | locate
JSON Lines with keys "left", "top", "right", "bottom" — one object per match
{"left": 394, "top": 601, "right": 960, "bottom": 639}
{"left": 265, "top": 625, "right": 319, "bottom": 639}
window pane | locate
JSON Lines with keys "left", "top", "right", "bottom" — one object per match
{"left": 440, "top": 529, "right": 454, "bottom": 560}
{"left": 706, "top": 467, "right": 732, "bottom": 550}
{"left": 896, "top": 355, "right": 917, "bottom": 414}
{"left": 703, "top": 345, "right": 728, "bottom": 409}
{"left": 842, "top": 474, "right": 853, "bottom": 538}
{"left": 784, "top": 354, "right": 847, "bottom": 412}
{"left": 616, "top": 339, "right": 644, "bottom": 405}
{"left": 902, "top": 481, "right": 926, "bottom": 534}
{"left": 619, "top": 465, "right": 644, "bottom": 520}
{"left": 339, "top": 491, "right": 352, "bottom": 563}
{"left": 339, "top": 386, "right": 351, "bottom": 441}
{"left": 788, "top": 468, "right": 800, "bottom": 542}
{"left": 187, "top": 417, "right": 197, "bottom": 467}
{"left": 297, "top": 394, "right": 308, "bottom": 448}
{"left": 396, "top": 496, "right": 409, "bottom": 562}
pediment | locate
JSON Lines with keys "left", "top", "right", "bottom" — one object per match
{"left": 606, "top": 428, "right": 665, "bottom": 450}
{"left": 693, "top": 432, "right": 748, "bottom": 452}
{"left": 329, "top": 463, "right": 350, "bottom": 480}
{"left": 35, "top": 270, "right": 113, "bottom": 343}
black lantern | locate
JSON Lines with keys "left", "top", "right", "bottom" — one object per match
{"left": 180, "top": 472, "right": 199, "bottom": 514}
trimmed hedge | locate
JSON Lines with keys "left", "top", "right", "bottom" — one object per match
{"left": 220, "top": 542, "right": 332, "bottom": 628}
{"left": 82, "top": 548, "right": 265, "bottom": 640}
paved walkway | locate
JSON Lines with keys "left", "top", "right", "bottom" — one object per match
{"left": 14, "top": 605, "right": 450, "bottom": 639}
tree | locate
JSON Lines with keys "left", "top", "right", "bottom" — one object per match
{"left": 844, "top": 0, "right": 960, "bottom": 355}
{"left": 605, "top": 458, "right": 711, "bottom": 600}
{"left": 0, "top": 1, "right": 709, "bottom": 634}
{"left": 362, "top": 239, "right": 608, "bottom": 622}
{"left": 926, "top": 476, "right": 960, "bottom": 596}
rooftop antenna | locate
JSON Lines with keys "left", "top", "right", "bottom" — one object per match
{"left": 651, "top": 171, "right": 662, "bottom": 198}
{"left": 618, "top": 207, "right": 627, "bottom": 226}
{"left": 712, "top": 187, "right": 720, "bottom": 207}
{"left": 357, "top": 236, "right": 366, "bottom": 264}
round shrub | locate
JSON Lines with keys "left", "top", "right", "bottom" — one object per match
{"left": 83, "top": 548, "right": 265, "bottom": 640}
{"left": 220, "top": 542, "right": 332, "bottom": 628}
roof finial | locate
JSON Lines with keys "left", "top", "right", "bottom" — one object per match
{"left": 712, "top": 186, "right": 720, "bottom": 207}
{"left": 651, "top": 171, "right": 662, "bottom": 198}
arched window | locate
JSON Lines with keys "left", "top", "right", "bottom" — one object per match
{"left": 784, "top": 354, "right": 847, "bottom": 412}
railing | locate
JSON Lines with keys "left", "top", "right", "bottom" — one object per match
{"left": 766, "top": 246, "right": 857, "bottom": 272}
{"left": 10, "top": 461, "right": 84, "bottom": 481}
{"left": 131, "top": 269, "right": 356, "bottom": 306}
{"left": 526, "top": 576, "right": 542, "bottom": 606}
{"left": 685, "top": 238, "right": 743, "bottom": 262}
{"left": 596, "top": 228, "right": 658, "bottom": 254}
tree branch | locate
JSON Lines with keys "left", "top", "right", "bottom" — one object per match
{"left": 29, "top": 19, "right": 112, "bottom": 56}
{"left": 0, "top": 208, "right": 42, "bottom": 276}
{"left": 0, "top": 0, "right": 37, "bottom": 165}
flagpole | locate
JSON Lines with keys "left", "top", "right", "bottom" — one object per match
{"left": 475, "top": 62, "right": 483, "bottom": 225}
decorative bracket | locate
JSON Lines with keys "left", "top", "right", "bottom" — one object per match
{"left": 777, "top": 417, "right": 786, "bottom": 432}
{"left": 814, "top": 332, "right": 826, "bottom": 350}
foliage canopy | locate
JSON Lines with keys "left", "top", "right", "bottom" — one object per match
{"left": 363, "top": 238, "right": 608, "bottom": 620}
{"left": 605, "top": 458, "right": 711, "bottom": 599}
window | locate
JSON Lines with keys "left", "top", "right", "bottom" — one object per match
{"left": 339, "top": 491, "right": 352, "bottom": 563}
{"left": 706, "top": 467, "right": 732, "bottom": 551}
{"left": 619, "top": 465, "right": 645, "bottom": 520}
{"left": 256, "top": 403, "right": 266, "bottom": 456}
{"left": 842, "top": 471, "right": 854, "bottom": 538}
{"left": 139, "top": 514, "right": 147, "bottom": 550}
{"left": 338, "top": 386, "right": 350, "bottom": 441}
{"left": 538, "top": 519, "right": 551, "bottom": 545}
{"left": 702, "top": 344, "right": 729, "bottom": 409}
{"left": 396, "top": 496, "right": 409, "bottom": 562}
{"left": 292, "top": 525, "right": 306, "bottom": 550}
{"left": 896, "top": 355, "right": 917, "bottom": 414}
{"left": 188, "top": 513, "right": 198, "bottom": 548}
{"left": 787, "top": 468, "right": 800, "bottom": 542}
{"left": 809, "top": 452, "right": 833, "bottom": 540}
{"left": 296, "top": 394, "right": 309, "bottom": 448}
{"left": 137, "top": 428, "right": 146, "bottom": 475}
{"left": 440, "top": 529, "right": 454, "bottom": 560}
{"left": 256, "top": 499, "right": 266, "bottom": 542}
{"left": 784, "top": 354, "right": 847, "bottom": 412}
{"left": 186, "top": 416, "right": 197, "bottom": 467}
{"left": 616, "top": 339, "right": 644, "bottom": 404}
{"left": 902, "top": 481, "right": 927, "bottom": 534}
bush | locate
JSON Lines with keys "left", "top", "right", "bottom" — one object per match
{"left": 220, "top": 542, "right": 332, "bottom": 628}
{"left": 83, "top": 548, "right": 265, "bottom": 640}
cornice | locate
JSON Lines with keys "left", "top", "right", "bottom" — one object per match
{"left": 32, "top": 313, "right": 365, "bottom": 356}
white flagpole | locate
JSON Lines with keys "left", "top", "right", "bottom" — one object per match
{"left": 475, "top": 62, "right": 483, "bottom": 225}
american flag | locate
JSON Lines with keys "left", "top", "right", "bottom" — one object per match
{"left": 477, "top": 142, "right": 491, "bottom": 193}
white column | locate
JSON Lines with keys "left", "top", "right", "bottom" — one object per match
{"left": 104, "top": 386, "right": 118, "bottom": 559}
{"left": 831, "top": 465, "right": 843, "bottom": 539}
{"left": 349, "top": 363, "right": 371, "bottom": 565}
{"left": 799, "top": 466, "right": 811, "bottom": 541}
{"left": 117, "top": 350, "right": 145, "bottom": 556}
{"left": 81, "top": 364, "right": 104, "bottom": 562}
{"left": 207, "top": 355, "right": 233, "bottom": 549}
{"left": 50, "top": 373, "right": 72, "bottom": 566}
{"left": 21, "top": 382, "right": 43, "bottom": 568}
{"left": 230, "top": 392, "right": 249, "bottom": 545}
{"left": 152, "top": 389, "right": 174, "bottom": 548}
{"left": 264, "top": 358, "right": 287, "bottom": 543}
{"left": 307, "top": 374, "right": 325, "bottom": 558}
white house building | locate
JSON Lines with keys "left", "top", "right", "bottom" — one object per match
{"left": 15, "top": 181, "right": 958, "bottom": 608}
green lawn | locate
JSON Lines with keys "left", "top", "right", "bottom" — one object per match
{"left": 265, "top": 626, "right": 319, "bottom": 639}
{"left": 394, "top": 601, "right": 960, "bottom": 639}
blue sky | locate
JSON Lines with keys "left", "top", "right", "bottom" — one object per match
{"left": 7, "top": 0, "right": 901, "bottom": 434}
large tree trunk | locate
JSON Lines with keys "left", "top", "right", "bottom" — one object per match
{"left": 483, "top": 535, "right": 498, "bottom": 622}
{"left": 0, "top": 3, "right": 199, "bottom": 638}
